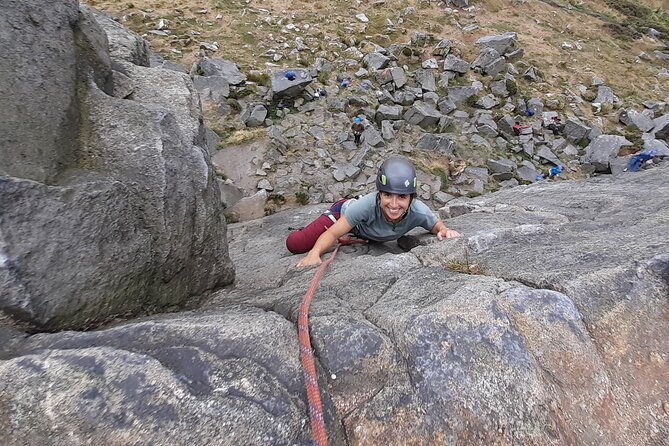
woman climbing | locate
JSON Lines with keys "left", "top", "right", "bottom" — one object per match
{"left": 286, "top": 157, "right": 461, "bottom": 267}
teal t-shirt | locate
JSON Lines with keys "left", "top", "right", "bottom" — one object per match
{"left": 341, "top": 192, "right": 438, "bottom": 242}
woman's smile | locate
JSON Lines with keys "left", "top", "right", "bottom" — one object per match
{"left": 379, "top": 192, "right": 411, "bottom": 223}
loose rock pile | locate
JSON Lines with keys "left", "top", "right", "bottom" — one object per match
{"left": 152, "top": 23, "right": 669, "bottom": 220}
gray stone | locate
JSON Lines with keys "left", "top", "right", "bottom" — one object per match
{"left": 564, "top": 117, "right": 592, "bottom": 144}
{"left": 364, "top": 52, "right": 390, "bottom": 71}
{"left": 230, "top": 189, "right": 268, "bottom": 220}
{"left": 390, "top": 67, "right": 408, "bottom": 89}
{"left": 472, "top": 47, "right": 506, "bottom": 76}
{"left": 271, "top": 69, "right": 312, "bottom": 98}
{"left": 0, "top": 2, "right": 111, "bottom": 183}
{"left": 536, "top": 146, "right": 561, "bottom": 165}
{"left": 443, "top": 54, "right": 470, "bottom": 74}
{"left": 111, "top": 69, "right": 134, "bottom": 99}
{"left": 594, "top": 85, "right": 617, "bottom": 104}
{"left": 193, "top": 75, "right": 230, "bottom": 103}
{"left": 446, "top": 86, "right": 478, "bottom": 105}
{"left": 417, "top": 133, "right": 456, "bottom": 155}
{"left": 475, "top": 32, "right": 517, "bottom": 56}
{"left": 652, "top": 113, "right": 669, "bottom": 142}
{"left": 375, "top": 104, "right": 403, "bottom": 122}
{"left": 362, "top": 126, "right": 384, "bottom": 147}
{"left": 83, "top": 5, "right": 150, "bottom": 67}
{"left": 415, "top": 69, "right": 437, "bottom": 92}
{"left": 490, "top": 79, "right": 509, "bottom": 97}
{"left": 404, "top": 102, "right": 442, "bottom": 130}
{"left": 476, "top": 94, "right": 499, "bottom": 110}
{"left": 432, "top": 39, "right": 452, "bottom": 56}
{"left": 516, "top": 161, "right": 540, "bottom": 182}
{"left": 1, "top": 63, "right": 233, "bottom": 330}
{"left": 487, "top": 158, "right": 516, "bottom": 174}
{"left": 257, "top": 178, "right": 273, "bottom": 191}
{"left": 438, "top": 98, "right": 457, "bottom": 114}
{"left": 619, "top": 109, "right": 654, "bottom": 132}
{"left": 394, "top": 90, "right": 416, "bottom": 106}
{"left": 584, "top": 135, "right": 632, "bottom": 172}
{"left": 241, "top": 104, "right": 268, "bottom": 128}
{"left": 194, "top": 58, "right": 247, "bottom": 85}
{"left": 381, "top": 120, "right": 396, "bottom": 140}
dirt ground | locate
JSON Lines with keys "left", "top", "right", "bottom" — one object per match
{"left": 84, "top": 0, "right": 669, "bottom": 107}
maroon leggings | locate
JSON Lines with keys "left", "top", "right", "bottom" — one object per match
{"left": 286, "top": 199, "right": 347, "bottom": 254}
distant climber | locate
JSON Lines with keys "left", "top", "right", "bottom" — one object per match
{"left": 546, "top": 116, "right": 565, "bottom": 135}
{"left": 352, "top": 117, "right": 364, "bottom": 146}
{"left": 547, "top": 165, "right": 564, "bottom": 179}
{"left": 524, "top": 107, "right": 535, "bottom": 117}
{"left": 338, "top": 77, "right": 351, "bottom": 94}
{"left": 513, "top": 121, "right": 530, "bottom": 136}
{"left": 284, "top": 70, "right": 296, "bottom": 81}
{"left": 624, "top": 150, "right": 657, "bottom": 172}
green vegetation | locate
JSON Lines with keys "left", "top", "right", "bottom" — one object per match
{"left": 603, "top": 0, "right": 669, "bottom": 33}
{"left": 213, "top": 166, "right": 227, "bottom": 180}
{"left": 217, "top": 128, "right": 266, "bottom": 147}
{"left": 267, "top": 193, "right": 286, "bottom": 206}
{"left": 505, "top": 79, "right": 518, "bottom": 96}
{"left": 432, "top": 167, "right": 449, "bottom": 192}
{"left": 247, "top": 71, "right": 271, "bottom": 87}
{"left": 295, "top": 191, "right": 310, "bottom": 205}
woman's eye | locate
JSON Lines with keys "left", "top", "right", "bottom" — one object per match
{"left": 398, "top": 194, "right": 408, "bottom": 199}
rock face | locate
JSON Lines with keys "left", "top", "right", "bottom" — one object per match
{"left": 0, "top": 1, "right": 234, "bottom": 329}
{"left": 2, "top": 166, "right": 667, "bottom": 445}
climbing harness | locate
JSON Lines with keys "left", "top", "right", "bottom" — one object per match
{"left": 297, "top": 236, "right": 366, "bottom": 446}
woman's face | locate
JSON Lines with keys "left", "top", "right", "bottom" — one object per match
{"left": 379, "top": 191, "right": 411, "bottom": 223}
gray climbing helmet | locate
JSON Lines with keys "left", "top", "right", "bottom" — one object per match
{"left": 375, "top": 157, "right": 417, "bottom": 195}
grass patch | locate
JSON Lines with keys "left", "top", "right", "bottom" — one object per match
{"left": 247, "top": 71, "right": 271, "bottom": 87}
{"left": 213, "top": 165, "right": 227, "bottom": 180}
{"left": 218, "top": 128, "right": 266, "bottom": 147}
{"left": 295, "top": 191, "right": 310, "bottom": 205}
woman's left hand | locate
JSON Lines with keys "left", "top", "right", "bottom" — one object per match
{"left": 436, "top": 228, "right": 461, "bottom": 241}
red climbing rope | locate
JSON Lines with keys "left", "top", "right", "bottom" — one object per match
{"left": 297, "top": 237, "right": 366, "bottom": 446}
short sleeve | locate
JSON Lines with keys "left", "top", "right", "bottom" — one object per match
{"left": 411, "top": 200, "right": 438, "bottom": 231}
{"left": 342, "top": 193, "right": 375, "bottom": 227}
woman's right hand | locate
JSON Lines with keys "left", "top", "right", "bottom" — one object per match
{"left": 296, "top": 252, "right": 322, "bottom": 268}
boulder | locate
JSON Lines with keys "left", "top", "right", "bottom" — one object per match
{"left": 0, "top": 1, "right": 112, "bottom": 183}
{"left": 584, "top": 135, "right": 632, "bottom": 172}
{"left": 364, "top": 52, "right": 390, "bottom": 71}
{"left": 390, "top": 67, "right": 408, "bottom": 89}
{"left": 619, "top": 109, "right": 654, "bottom": 132}
{"left": 271, "top": 69, "right": 312, "bottom": 98}
{"left": 447, "top": 86, "right": 478, "bottom": 105}
{"left": 471, "top": 47, "right": 506, "bottom": 76}
{"left": 241, "top": 104, "right": 268, "bottom": 127}
{"left": 443, "top": 54, "right": 470, "bottom": 74}
{"left": 563, "top": 117, "right": 592, "bottom": 144}
{"left": 652, "top": 113, "right": 669, "bottom": 142}
{"left": 404, "top": 102, "right": 443, "bottom": 130}
{"left": 0, "top": 1, "right": 234, "bottom": 329}
{"left": 415, "top": 68, "right": 436, "bottom": 92}
{"left": 417, "top": 133, "right": 456, "bottom": 155}
{"left": 516, "top": 161, "right": 540, "bottom": 182}
{"left": 193, "top": 58, "right": 246, "bottom": 85}
{"left": 362, "top": 125, "right": 385, "bottom": 148}
{"left": 475, "top": 32, "right": 517, "bottom": 55}
{"left": 82, "top": 5, "right": 149, "bottom": 66}
{"left": 375, "top": 104, "right": 403, "bottom": 122}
